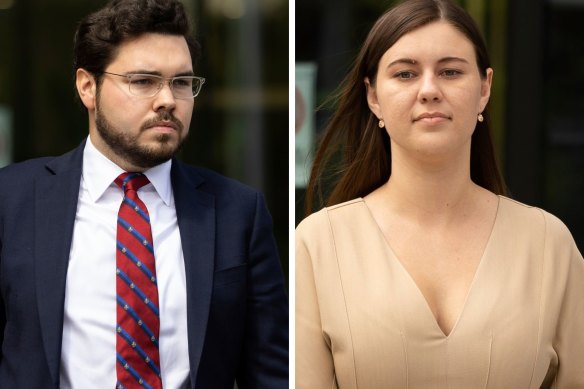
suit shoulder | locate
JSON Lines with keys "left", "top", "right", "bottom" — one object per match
{"left": 0, "top": 157, "right": 54, "bottom": 179}
{"left": 0, "top": 157, "right": 57, "bottom": 195}
{"left": 177, "top": 164, "right": 261, "bottom": 210}
{"left": 194, "top": 166, "right": 256, "bottom": 191}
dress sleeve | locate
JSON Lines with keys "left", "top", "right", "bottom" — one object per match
{"left": 546, "top": 215, "right": 584, "bottom": 387}
{"left": 296, "top": 218, "right": 337, "bottom": 388}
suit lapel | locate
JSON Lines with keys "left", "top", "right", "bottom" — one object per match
{"left": 34, "top": 143, "right": 84, "bottom": 386}
{"left": 32, "top": 148, "right": 214, "bottom": 386}
{"left": 171, "top": 161, "right": 215, "bottom": 386}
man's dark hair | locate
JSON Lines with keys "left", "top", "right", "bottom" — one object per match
{"left": 73, "top": 0, "right": 200, "bottom": 81}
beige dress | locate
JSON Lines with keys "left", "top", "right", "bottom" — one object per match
{"left": 296, "top": 196, "right": 584, "bottom": 388}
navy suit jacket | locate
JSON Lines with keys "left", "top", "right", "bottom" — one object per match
{"left": 0, "top": 142, "right": 289, "bottom": 388}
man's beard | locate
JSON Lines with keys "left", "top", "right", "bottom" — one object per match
{"left": 95, "top": 106, "right": 186, "bottom": 170}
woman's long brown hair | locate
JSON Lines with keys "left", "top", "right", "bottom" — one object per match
{"left": 304, "top": 0, "right": 507, "bottom": 215}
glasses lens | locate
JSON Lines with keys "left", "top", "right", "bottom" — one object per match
{"left": 172, "top": 77, "right": 197, "bottom": 99}
{"left": 127, "top": 74, "right": 204, "bottom": 98}
{"left": 128, "top": 75, "right": 161, "bottom": 97}
{"left": 192, "top": 78, "right": 204, "bottom": 97}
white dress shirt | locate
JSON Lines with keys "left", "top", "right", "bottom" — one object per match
{"left": 60, "top": 136, "right": 190, "bottom": 388}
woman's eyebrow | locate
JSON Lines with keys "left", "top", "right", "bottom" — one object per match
{"left": 437, "top": 56, "right": 469, "bottom": 64}
{"left": 386, "top": 56, "right": 469, "bottom": 68}
{"left": 387, "top": 58, "right": 417, "bottom": 68}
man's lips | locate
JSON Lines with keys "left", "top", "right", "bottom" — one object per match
{"left": 146, "top": 121, "right": 179, "bottom": 132}
{"left": 150, "top": 121, "right": 178, "bottom": 129}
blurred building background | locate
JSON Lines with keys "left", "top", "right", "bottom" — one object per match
{"left": 0, "top": 0, "right": 289, "bottom": 280}
{"left": 295, "top": 0, "right": 584, "bottom": 251}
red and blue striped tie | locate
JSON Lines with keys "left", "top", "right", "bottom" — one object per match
{"left": 115, "top": 173, "right": 162, "bottom": 389}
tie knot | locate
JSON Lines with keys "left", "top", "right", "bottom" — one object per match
{"left": 115, "top": 172, "right": 150, "bottom": 194}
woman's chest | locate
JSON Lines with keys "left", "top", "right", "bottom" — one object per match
{"left": 315, "top": 218, "right": 555, "bottom": 388}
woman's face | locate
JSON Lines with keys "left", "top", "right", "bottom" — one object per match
{"left": 366, "top": 21, "right": 492, "bottom": 162}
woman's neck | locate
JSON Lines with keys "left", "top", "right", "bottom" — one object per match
{"left": 371, "top": 146, "right": 486, "bottom": 224}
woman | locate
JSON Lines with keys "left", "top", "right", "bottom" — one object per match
{"left": 296, "top": 0, "right": 584, "bottom": 387}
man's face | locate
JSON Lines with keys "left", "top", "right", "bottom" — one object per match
{"left": 91, "top": 33, "right": 195, "bottom": 171}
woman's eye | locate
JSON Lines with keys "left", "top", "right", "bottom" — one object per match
{"left": 394, "top": 71, "right": 415, "bottom": 80}
{"left": 441, "top": 69, "right": 461, "bottom": 78}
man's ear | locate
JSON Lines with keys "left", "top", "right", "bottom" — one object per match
{"left": 365, "top": 77, "right": 382, "bottom": 120}
{"left": 76, "top": 68, "right": 97, "bottom": 110}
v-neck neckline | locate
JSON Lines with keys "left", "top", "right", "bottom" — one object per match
{"left": 359, "top": 195, "right": 502, "bottom": 339}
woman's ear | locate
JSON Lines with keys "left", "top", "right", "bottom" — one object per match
{"left": 479, "top": 68, "right": 493, "bottom": 113}
{"left": 365, "top": 77, "right": 383, "bottom": 120}
{"left": 76, "top": 68, "right": 97, "bottom": 110}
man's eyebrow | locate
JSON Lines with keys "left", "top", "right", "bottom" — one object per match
{"left": 175, "top": 70, "right": 195, "bottom": 77}
{"left": 126, "top": 70, "right": 195, "bottom": 77}
{"left": 386, "top": 56, "right": 470, "bottom": 68}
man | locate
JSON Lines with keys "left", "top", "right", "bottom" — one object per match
{"left": 0, "top": 0, "right": 288, "bottom": 388}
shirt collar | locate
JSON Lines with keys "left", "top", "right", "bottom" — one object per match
{"left": 83, "top": 135, "right": 173, "bottom": 206}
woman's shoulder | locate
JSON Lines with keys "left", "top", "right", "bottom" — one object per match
{"left": 296, "top": 197, "right": 380, "bottom": 258}
{"left": 296, "top": 198, "right": 366, "bottom": 231}
{"left": 296, "top": 198, "right": 375, "bottom": 245}
{"left": 498, "top": 195, "right": 575, "bottom": 245}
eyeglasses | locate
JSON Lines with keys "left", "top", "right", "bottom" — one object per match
{"left": 102, "top": 71, "right": 206, "bottom": 99}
